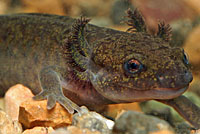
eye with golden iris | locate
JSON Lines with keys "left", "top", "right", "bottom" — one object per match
{"left": 124, "top": 59, "right": 143, "bottom": 74}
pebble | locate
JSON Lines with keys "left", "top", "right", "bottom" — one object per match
{"left": 22, "top": 126, "right": 54, "bottom": 134}
{"left": 112, "top": 111, "right": 175, "bottom": 134}
{"left": 72, "top": 106, "right": 114, "bottom": 134}
{"left": 140, "top": 100, "right": 184, "bottom": 124}
{"left": 0, "top": 110, "right": 22, "bottom": 134}
{"left": 19, "top": 99, "right": 72, "bottom": 129}
{"left": 5, "top": 84, "right": 34, "bottom": 121}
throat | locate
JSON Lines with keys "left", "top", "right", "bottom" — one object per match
{"left": 61, "top": 70, "right": 115, "bottom": 108}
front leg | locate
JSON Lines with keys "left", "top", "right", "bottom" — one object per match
{"left": 34, "top": 16, "right": 92, "bottom": 114}
{"left": 33, "top": 67, "right": 81, "bottom": 114}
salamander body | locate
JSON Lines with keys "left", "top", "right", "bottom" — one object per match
{"left": 0, "top": 10, "right": 198, "bottom": 127}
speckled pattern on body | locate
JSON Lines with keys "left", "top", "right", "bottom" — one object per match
{"left": 0, "top": 9, "right": 198, "bottom": 127}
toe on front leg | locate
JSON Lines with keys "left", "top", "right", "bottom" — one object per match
{"left": 33, "top": 67, "right": 81, "bottom": 114}
{"left": 33, "top": 91, "right": 56, "bottom": 110}
{"left": 57, "top": 94, "right": 82, "bottom": 114}
{"left": 47, "top": 94, "right": 56, "bottom": 110}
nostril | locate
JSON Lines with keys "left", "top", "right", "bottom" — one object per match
{"left": 157, "top": 75, "right": 164, "bottom": 81}
{"left": 156, "top": 74, "right": 165, "bottom": 83}
{"left": 156, "top": 70, "right": 193, "bottom": 84}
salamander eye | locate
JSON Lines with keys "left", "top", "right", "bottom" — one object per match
{"left": 183, "top": 50, "right": 189, "bottom": 65}
{"left": 124, "top": 59, "right": 143, "bottom": 74}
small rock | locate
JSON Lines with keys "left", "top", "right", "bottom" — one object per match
{"left": 51, "top": 126, "right": 101, "bottom": 134}
{"left": 19, "top": 99, "right": 72, "bottom": 129}
{"left": 5, "top": 84, "right": 34, "bottom": 121}
{"left": 72, "top": 106, "right": 114, "bottom": 134}
{"left": 22, "top": 126, "right": 54, "bottom": 134}
{"left": 113, "top": 111, "right": 174, "bottom": 134}
{"left": 140, "top": 100, "right": 184, "bottom": 124}
{"left": 0, "top": 110, "right": 22, "bottom": 134}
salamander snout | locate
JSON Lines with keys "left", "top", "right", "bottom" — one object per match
{"left": 156, "top": 69, "right": 193, "bottom": 89}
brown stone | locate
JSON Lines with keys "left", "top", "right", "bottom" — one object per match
{"left": 0, "top": 110, "right": 22, "bottom": 134}
{"left": 22, "top": 127, "right": 54, "bottom": 134}
{"left": 19, "top": 99, "right": 72, "bottom": 129}
{"left": 5, "top": 84, "right": 34, "bottom": 121}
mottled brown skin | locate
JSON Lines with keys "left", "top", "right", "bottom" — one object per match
{"left": 0, "top": 10, "right": 199, "bottom": 128}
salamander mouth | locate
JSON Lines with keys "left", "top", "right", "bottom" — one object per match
{"left": 152, "top": 85, "right": 189, "bottom": 100}
{"left": 154, "top": 86, "right": 188, "bottom": 92}
{"left": 104, "top": 84, "right": 189, "bottom": 103}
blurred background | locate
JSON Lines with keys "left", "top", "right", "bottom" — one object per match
{"left": 0, "top": 0, "right": 200, "bottom": 123}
